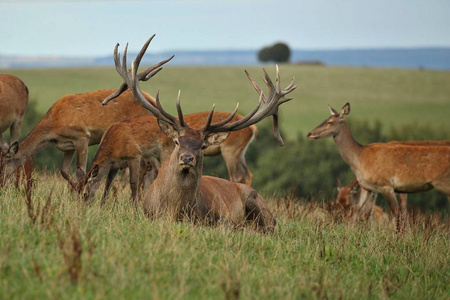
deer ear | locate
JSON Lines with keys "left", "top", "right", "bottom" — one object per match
{"left": 158, "top": 119, "right": 179, "bottom": 140}
{"left": 6, "top": 142, "right": 19, "bottom": 157}
{"left": 340, "top": 103, "right": 350, "bottom": 117}
{"left": 206, "top": 132, "right": 230, "bottom": 146}
{"left": 328, "top": 105, "right": 339, "bottom": 116}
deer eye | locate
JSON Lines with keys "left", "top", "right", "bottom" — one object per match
{"left": 174, "top": 140, "right": 180, "bottom": 146}
{"left": 201, "top": 145, "right": 208, "bottom": 150}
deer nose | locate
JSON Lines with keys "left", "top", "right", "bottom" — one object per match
{"left": 180, "top": 154, "right": 195, "bottom": 166}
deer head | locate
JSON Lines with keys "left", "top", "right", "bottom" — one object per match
{"left": 307, "top": 103, "right": 350, "bottom": 140}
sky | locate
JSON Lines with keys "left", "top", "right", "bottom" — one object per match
{"left": 1, "top": 0, "right": 450, "bottom": 57}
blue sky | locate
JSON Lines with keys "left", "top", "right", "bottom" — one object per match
{"left": 1, "top": 0, "right": 449, "bottom": 57}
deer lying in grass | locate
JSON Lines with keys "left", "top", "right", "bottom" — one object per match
{"left": 336, "top": 178, "right": 388, "bottom": 222}
{"left": 307, "top": 103, "right": 450, "bottom": 232}
{"left": 106, "top": 37, "right": 297, "bottom": 232}
{"left": 80, "top": 111, "right": 256, "bottom": 205}
{"left": 0, "top": 74, "right": 29, "bottom": 151}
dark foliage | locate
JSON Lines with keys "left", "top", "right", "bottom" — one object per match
{"left": 257, "top": 42, "right": 291, "bottom": 63}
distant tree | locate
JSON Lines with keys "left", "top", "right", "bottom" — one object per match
{"left": 257, "top": 42, "right": 291, "bottom": 63}
{"left": 257, "top": 47, "right": 271, "bottom": 62}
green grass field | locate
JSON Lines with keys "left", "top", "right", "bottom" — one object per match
{"left": 3, "top": 65, "right": 450, "bottom": 139}
{"left": 1, "top": 65, "right": 449, "bottom": 299}
{"left": 0, "top": 175, "right": 449, "bottom": 299}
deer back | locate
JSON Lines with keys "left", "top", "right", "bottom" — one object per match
{"left": 0, "top": 74, "right": 28, "bottom": 131}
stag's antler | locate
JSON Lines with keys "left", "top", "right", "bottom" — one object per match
{"left": 201, "top": 65, "right": 297, "bottom": 145}
{"left": 102, "top": 34, "right": 174, "bottom": 106}
{"left": 107, "top": 36, "right": 297, "bottom": 144}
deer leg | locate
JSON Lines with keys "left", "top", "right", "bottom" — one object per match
{"left": 398, "top": 193, "right": 408, "bottom": 233}
{"left": 128, "top": 158, "right": 141, "bottom": 209}
{"left": 74, "top": 138, "right": 89, "bottom": 180}
{"left": 381, "top": 190, "right": 404, "bottom": 234}
{"left": 60, "top": 150, "right": 79, "bottom": 191}
{"left": 101, "top": 168, "right": 119, "bottom": 207}
{"left": 9, "top": 119, "right": 24, "bottom": 146}
{"left": 221, "top": 149, "right": 253, "bottom": 186}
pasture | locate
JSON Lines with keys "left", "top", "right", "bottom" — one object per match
{"left": 1, "top": 64, "right": 450, "bottom": 298}
{"left": 0, "top": 174, "right": 449, "bottom": 299}
{"left": 4, "top": 65, "right": 450, "bottom": 138}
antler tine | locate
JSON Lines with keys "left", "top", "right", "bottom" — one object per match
{"left": 102, "top": 36, "right": 174, "bottom": 105}
{"left": 201, "top": 102, "right": 240, "bottom": 132}
{"left": 154, "top": 90, "right": 179, "bottom": 127}
{"left": 245, "top": 70, "right": 268, "bottom": 103}
{"left": 202, "top": 67, "right": 297, "bottom": 146}
{"left": 176, "top": 90, "right": 186, "bottom": 127}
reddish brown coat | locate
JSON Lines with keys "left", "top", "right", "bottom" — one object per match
{"left": 0, "top": 74, "right": 28, "bottom": 149}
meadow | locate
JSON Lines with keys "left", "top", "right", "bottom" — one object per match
{"left": 1, "top": 64, "right": 450, "bottom": 298}
{"left": 0, "top": 174, "right": 449, "bottom": 299}
{"left": 4, "top": 64, "right": 450, "bottom": 138}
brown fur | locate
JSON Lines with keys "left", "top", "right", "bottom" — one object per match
{"left": 4, "top": 89, "right": 151, "bottom": 188}
{"left": 143, "top": 123, "right": 276, "bottom": 233}
{"left": 0, "top": 74, "right": 28, "bottom": 150}
{"left": 81, "top": 112, "right": 256, "bottom": 204}
{"left": 308, "top": 103, "right": 450, "bottom": 232}
{"left": 336, "top": 178, "right": 388, "bottom": 221}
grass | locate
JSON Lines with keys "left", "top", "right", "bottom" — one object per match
{"left": 3, "top": 65, "right": 450, "bottom": 139}
{"left": 1, "top": 65, "right": 449, "bottom": 298}
{"left": 0, "top": 173, "right": 449, "bottom": 299}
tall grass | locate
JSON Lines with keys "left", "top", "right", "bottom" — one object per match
{"left": 1, "top": 174, "right": 448, "bottom": 299}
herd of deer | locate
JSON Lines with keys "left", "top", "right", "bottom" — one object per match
{"left": 1, "top": 35, "right": 449, "bottom": 234}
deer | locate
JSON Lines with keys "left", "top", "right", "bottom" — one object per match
{"left": 2, "top": 36, "right": 257, "bottom": 190}
{"left": 0, "top": 74, "right": 29, "bottom": 151}
{"left": 80, "top": 111, "right": 256, "bottom": 205}
{"left": 104, "top": 37, "right": 297, "bottom": 232}
{"left": 307, "top": 103, "right": 450, "bottom": 233}
{"left": 336, "top": 177, "right": 388, "bottom": 222}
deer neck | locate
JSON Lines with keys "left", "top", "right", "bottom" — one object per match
{"left": 17, "top": 124, "right": 55, "bottom": 158}
{"left": 156, "top": 152, "right": 202, "bottom": 208}
{"left": 333, "top": 121, "right": 363, "bottom": 169}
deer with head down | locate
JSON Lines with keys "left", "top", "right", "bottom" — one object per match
{"left": 1, "top": 52, "right": 173, "bottom": 189}
{"left": 308, "top": 103, "right": 450, "bottom": 233}
{"left": 0, "top": 74, "right": 28, "bottom": 151}
{"left": 105, "top": 37, "right": 297, "bottom": 232}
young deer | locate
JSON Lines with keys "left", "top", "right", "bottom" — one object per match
{"left": 106, "top": 37, "right": 297, "bottom": 232}
{"left": 336, "top": 178, "right": 388, "bottom": 222}
{"left": 81, "top": 111, "right": 256, "bottom": 205}
{"left": 308, "top": 103, "right": 450, "bottom": 232}
{"left": 0, "top": 74, "right": 28, "bottom": 151}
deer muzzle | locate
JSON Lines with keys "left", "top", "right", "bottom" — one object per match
{"left": 179, "top": 154, "right": 195, "bottom": 167}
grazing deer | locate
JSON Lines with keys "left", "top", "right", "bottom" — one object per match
{"left": 105, "top": 37, "right": 297, "bottom": 232}
{"left": 2, "top": 89, "right": 154, "bottom": 189}
{"left": 80, "top": 111, "right": 256, "bottom": 205}
{"left": 307, "top": 103, "right": 450, "bottom": 232}
{"left": 0, "top": 74, "right": 29, "bottom": 151}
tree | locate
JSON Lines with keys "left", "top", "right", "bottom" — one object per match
{"left": 257, "top": 42, "right": 291, "bottom": 63}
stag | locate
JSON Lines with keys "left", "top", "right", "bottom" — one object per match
{"left": 0, "top": 74, "right": 28, "bottom": 151}
{"left": 107, "top": 37, "right": 297, "bottom": 232}
{"left": 80, "top": 111, "right": 256, "bottom": 205}
{"left": 308, "top": 103, "right": 450, "bottom": 232}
